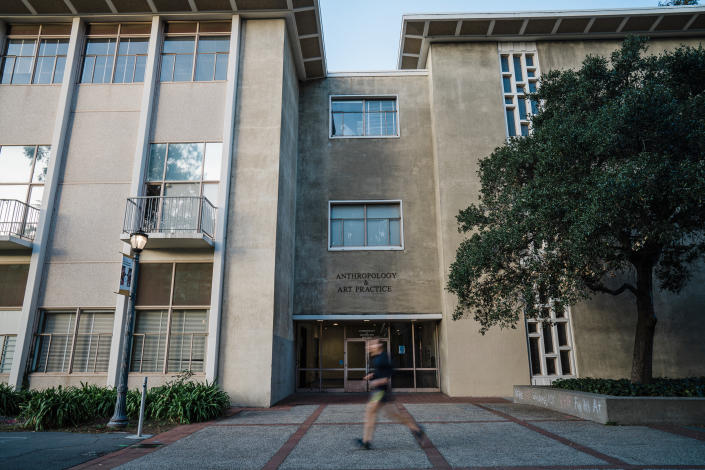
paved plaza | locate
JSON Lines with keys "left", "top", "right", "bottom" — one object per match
{"left": 51, "top": 395, "right": 705, "bottom": 470}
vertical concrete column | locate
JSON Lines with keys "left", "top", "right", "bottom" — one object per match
{"left": 206, "top": 15, "right": 241, "bottom": 383}
{"left": 9, "top": 17, "right": 85, "bottom": 389}
{"left": 107, "top": 16, "right": 163, "bottom": 387}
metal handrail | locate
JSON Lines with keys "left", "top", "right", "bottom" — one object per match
{"left": 122, "top": 196, "right": 216, "bottom": 240}
{"left": 0, "top": 199, "right": 40, "bottom": 241}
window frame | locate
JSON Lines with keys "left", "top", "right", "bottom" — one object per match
{"left": 160, "top": 21, "right": 230, "bottom": 83}
{"left": 525, "top": 303, "right": 578, "bottom": 386}
{"left": 328, "top": 200, "right": 404, "bottom": 251}
{"left": 498, "top": 46, "right": 541, "bottom": 139}
{"left": 131, "top": 261, "right": 211, "bottom": 375}
{"left": 80, "top": 23, "right": 151, "bottom": 85}
{"left": 30, "top": 308, "right": 114, "bottom": 375}
{"left": 329, "top": 95, "right": 400, "bottom": 139}
{"left": 1, "top": 25, "right": 70, "bottom": 85}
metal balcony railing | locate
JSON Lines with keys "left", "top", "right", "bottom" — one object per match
{"left": 0, "top": 199, "right": 40, "bottom": 241}
{"left": 122, "top": 196, "right": 216, "bottom": 240}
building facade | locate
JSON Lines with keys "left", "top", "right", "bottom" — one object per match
{"left": 1, "top": 1, "right": 704, "bottom": 407}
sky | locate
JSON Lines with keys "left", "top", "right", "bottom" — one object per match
{"left": 319, "top": 0, "right": 661, "bottom": 71}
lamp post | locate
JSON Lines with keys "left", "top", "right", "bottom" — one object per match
{"left": 108, "top": 230, "right": 148, "bottom": 428}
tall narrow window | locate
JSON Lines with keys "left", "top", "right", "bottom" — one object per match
{"left": 0, "top": 335, "right": 17, "bottom": 374}
{"left": 499, "top": 44, "right": 540, "bottom": 138}
{"left": 131, "top": 262, "right": 211, "bottom": 374}
{"left": 32, "top": 310, "right": 114, "bottom": 374}
{"left": 0, "top": 24, "right": 71, "bottom": 85}
{"left": 0, "top": 145, "right": 51, "bottom": 207}
{"left": 160, "top": 22, "right": 230, "bottom": 83}
{"left": 329, "top": 201, "right": 403, "bottom": 250}
{"left": 525, "top": 304, "right": 577, "bottom": 385}
{"left": 0, "top": 264, "right": 30, "bottom": 307}
{"left": 80, "top": 23, "right": 150, "bottom": 84}
{"left": 330, "top": 97, "right": 398, "bottom": 137}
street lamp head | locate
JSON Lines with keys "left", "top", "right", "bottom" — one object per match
{"left": 130, "top": 230, "right": 148, "bottom": 253}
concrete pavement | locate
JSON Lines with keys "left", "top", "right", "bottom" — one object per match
{"left": 4, "top": 396, "right": 705, "bottom": 469}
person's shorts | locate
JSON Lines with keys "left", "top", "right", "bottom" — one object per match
{"left": 369, "top": 389, "right": 392, "bottom": 403}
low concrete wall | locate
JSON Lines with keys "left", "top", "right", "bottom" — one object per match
{"left": 514, "top": 385, "right": 705, "bottom": 425}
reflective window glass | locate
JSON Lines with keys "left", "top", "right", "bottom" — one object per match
{"left": 202, "top": 143, "right": 222, "bottom": 180}
{"left": 147, "top": 144, "right": 167, "bottom": 181}
{"left": 0, "top": 264, "right": 30, "bottom": 307}
{"left": 165, "top": 143, "right": 204, "bottom": 181}
{"left": 0, "top": 146, "right": 35, "bottom": 183}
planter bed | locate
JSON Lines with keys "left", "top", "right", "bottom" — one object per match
{"left": 514, "top": 385, "right": 705, "bottom": 425}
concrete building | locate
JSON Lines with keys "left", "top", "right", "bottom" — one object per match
{"left": 0, "top": 1, "right": 703, "bottom": 406}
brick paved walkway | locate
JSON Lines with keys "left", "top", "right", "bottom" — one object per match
{"left": 71, "top": 394, "right": 705, "bottom": 470}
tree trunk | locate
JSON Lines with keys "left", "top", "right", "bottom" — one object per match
{"left": 630, "top": 256, "right": 658, "bottom": 384}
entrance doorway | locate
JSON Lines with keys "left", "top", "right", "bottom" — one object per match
{"left": 344, "top": 339, "right": 388, "bottom": 392}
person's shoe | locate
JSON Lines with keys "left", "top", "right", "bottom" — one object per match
{"left": 412, "top": 425, "right": 425, "bottom": 440}
{"left": 355, "top": 438, "right": 371, "bottom": 450}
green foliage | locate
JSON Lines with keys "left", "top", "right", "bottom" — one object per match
{"left": 147, "top": 374, "right": 230, "bottom": 424}
{"left": 16, "top": 378, "right": 229, "bottom": 430}
{"left": 0, "top": 383, "right": 31, "bottom": 417}
{"left": 448, "top": 37, "right": 705, "bottom": 329}
{"left": 552, "top": 377, "right": 705, "bottom": 397}
{"left": 658, "top": 0, "right": 698, "bottom": 6}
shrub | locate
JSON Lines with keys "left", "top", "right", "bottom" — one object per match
{"left": 0, "top": 383, "right": 30, "bottom": 417}
{"left": 148, "top": 376, "right": 230, "bottom": 424}
{"left": 551, "top": 377, "right": 705, "bottom": 397}
{"left": 22, "top": 386, "right": 87, "bottom": 430}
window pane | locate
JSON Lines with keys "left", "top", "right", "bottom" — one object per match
{"left": 331, "top": 101, "right": 362, "bottom": 112}
{"left": 330, "top": 219, "right": 343, "bottom": 246}
{"left": 202, "top": 183, "right": 218, "bottom": 204}
{"left": 513, "top": 55, "right": 523, "bottom": 82}
{"left": 134, "top": 54, "right": 146, "bottom": 82}
{"left": 38, "top": 312, "right": 76, "bottom": 373}
{"left": 414, "top": 322, "right": 438, "bottom": 368}
{"left": 136, "top": 263, "right": 172, "bottom": 306}
{"left": 0, "top": 336, "right": 16, "bottom": 373}
{"left": 389, "top": 219, "right": 401, "bottom": 245}
{"left": 0, "top": 264, "right": 29, "bottom": 307}
{"left": 528, "top": 81, "right": 537, "bottom": 93}
{"left": 173, "top": 263, "right": 213, "bottom": 306}
{"left": 29, "top": 186, "right": 44, "bottom": 207}
{"left": 81, "top": 56, "right": 96, "bottom": 83}
{"left": 342, "top": 219, "right": 364, "bottom": 246}
{"left": 73, "top": 312, "right": 113, "bottom": 373}
{"left": 366, "top": 218, "right": 389, "bottom": 246}
{"left": 147, "top": 144, "right": 167, "bottom": 181}
{"left": 384, "top": 112, "right": 397, "bottom": 136}
{"left": 33, "top": 56, "right": 54, "bottom": 84}
{"left": 173, "top": 54, "right": 194, "bottom": 81}
{"left": 163, "top": 37, "right": 195, "bottom": 54}
{"left": 32, "top": 146, "right": 50, "bottom": 183}
{"left": 0, "top": 185, "right": 28, "bottom": 201}
{"left": 12, "top": 57, "right": 33, "bottom": 84}
{"left": 0, "top": 146, "right": 35, "bottom": 183}
{"left": 198, "top": 36, "right": 230, "bottom": 53}
{"left": 93, "top": 55, "right": 112, "bottom": 83}
{"left": 390, "top": 323, "right": 413, "bottom": 368}
{"left": 331, "top": 113, "right": 343, "bottom": 136}
{"left": 392, "top": 370, "right": 414, "bottom": 388}
{"left": 527, "top": 69, "right": 535, "bottom": 78}
{"left": 560, "top": 350, "right": 572, "bottom": 375}
{"left": 366, "top": 204, "right": 399, "bottom": 218}
{"left": 165, "top": 143, "right": 204, "bottom": 181}
{"left": 214, "top": 53, "right": 228, "bottom": 80}
{"left": 131, "top": 310, "right": 167, "bottom": 372}
{"left": 526, "top": 54, "right": 534, "bottom": 67}
{"left": 556, "top": 322, "right": 568, "bottom": 346}
{"left": 530, "top": 100, "right": 538, "bottom": 115}
{"left": 365, "top": 112, "right": 383, "bottom": 136}
{"left": 521, "top": 124, "right": 529, "bottom": 137}
{"left": 160, "top": 54, "right": 175, "bottom": 81}
{"left": 167, "top": 310, "right": 207, "bottom": 373}
{"left": 500, "top": 55, "right": 509, "bottom": 72}
{"left": 331, "top": 205, "right": 363, "bottom": 219}
{"left": 1, "top": 57, "right": 16, "bottom": 84}
{"left": 203, "top": 143, "right": 222, "bottom": 180}
{"left": 379, "top": 100, "right": 396, "bottom": 111}
{"left": 546, "top": 357, "right": 556, "bottom": 375}
{"left": 529, "top": 337, "right": 541, "bottom": 375}
{"left": 506, "top": 109, "right": 516, "bottom": 137}
{"left": 113, "top": 54, "right": 128, "bottom": 83}
{"left": 518, "top": 99, "right": 527, "bottom": 120}
{"left": 502, "top": 76, "right": 511, "bottom": 93}
{"left": 195, "top": 52, "right": 215, "bottom": 81}
{"left": 415, "top": 370, "right": 438, "bottom": 388}
{"left": 343, "top": 113, "right": 363, "bottom": 136}
{"left": 542, "top": 324, "right": 554, "bottom": 353}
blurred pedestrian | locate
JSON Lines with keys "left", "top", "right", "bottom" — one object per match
{"left": 356, "top": 338, "right": 424, "bottom": 450}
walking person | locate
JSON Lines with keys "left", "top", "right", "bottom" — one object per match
{"left": 356, "top": 338, "right": 424, "bottom": 450}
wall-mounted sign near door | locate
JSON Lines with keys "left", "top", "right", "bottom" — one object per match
{"left": 334, "top": 272, "right": 397, "bottom": 294}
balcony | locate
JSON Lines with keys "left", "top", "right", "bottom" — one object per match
{"left": 121, "top": 196, "right": 216, "bottom": 249}
{"left": 0, "top": 199, "right": 39, "bottom": 250}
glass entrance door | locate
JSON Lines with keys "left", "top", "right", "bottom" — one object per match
{"left": 344, "top": 339, "right": 388, "bottom": 392}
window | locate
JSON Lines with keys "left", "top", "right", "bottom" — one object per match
{"left": 0, "top": 24, "right": 71, "bottom": 85}
{"left": 130, "top": 262, "right": 211, "bottom": 374}
{"left": 0, "top": 264, "right": 30, "bottom": 307}
{"left": 329, "top": 201, "right": 403, "bottom": 250}
{"left": 499, "top": 45, "right": 540, "bottom": 138}
{"left": 32, "top": 310, "right": 114, "bottom": 374}
{"left": 80, "top": 23, "right": 150, "bottom": 84}
{"left": 0, "top": 145, "right": 51, "bottom": 207}
{"left": 526, "top": 304, "right": 577, "bottom": 385}
{"left": 0, "top": 335, "right": 17, "bottom": 374}
{"left": 330, "top": 97, "right": 398, "bottom": 137}
{"left": 160, "top": 22, "right": 230, "bottom": 82}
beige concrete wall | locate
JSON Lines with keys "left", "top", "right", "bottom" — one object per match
{"left": 39, "top": 85, "right": 141, "bottom": 309}
{"left": 28, "top": 374, "right": 107, "bottom": 389}
{"left": 427, "top": 43, "right": 531, "bottom": 396}
{"left": 152, "top": 82, "right": 226, "bottom": 142}
{"left": 0, "top": 86, "right": 60, "bottom": 144}
{"left": 295, "top": 75, "right": 441, "bottom": 318}
{"left": 538, "top": 37, "right": 705, "bottom": 380}
{"left": 219, "top": 19, "right": 290, "bottom": 406}
{"left": 270, "top": 32, "right": 299, "bottom": 405}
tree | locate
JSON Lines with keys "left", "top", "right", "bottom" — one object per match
{"left": 447, "top": 37, "right": 705, "bottom": 384}
{"left": 658, "top": 0, "right": 698, "bottom": 6}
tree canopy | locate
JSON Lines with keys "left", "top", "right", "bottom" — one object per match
{"left": 447, "top": 37, "right": 705, "bottom": 383}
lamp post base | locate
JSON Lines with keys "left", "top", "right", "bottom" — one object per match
{"left": 107, "top": 416, "right": 129, "bottom": 428}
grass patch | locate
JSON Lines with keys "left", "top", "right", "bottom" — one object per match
{"left": 551, "top": 377, "right": 705, "bottom": 397}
